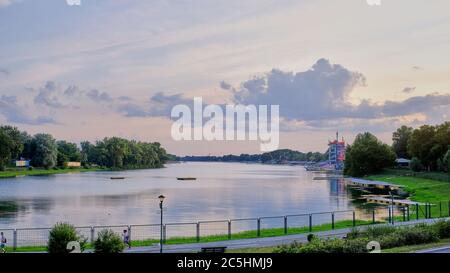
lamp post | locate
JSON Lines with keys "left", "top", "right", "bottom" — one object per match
{"left": 158, "top": 195, "right": 165, "bottom": 253}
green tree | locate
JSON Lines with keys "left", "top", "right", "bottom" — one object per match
{"left": 47, "top": 222, "right": 86, "bottom": 254}
{"left": 344, "top": 132, "right": 396, "bottom": 177}
{"left": 408, "top": 125, "right": 437, "bottom": 171}
{"left": 392, "top": 125, "right": 413, "bottom": 159}
{"left": 443, "top": 150, "right": 450, "bottom": 173}
{"left": 31, "top": 134, "right": 58, "bottom": 169}
{"left": 410, "top": 157, "right": 422, "bottom": 172}
{"left": 56, "top": 140, "right": 81, "bottom": 167}
{"left": 0, "top": 125, "right": 24, "bottom": 160}
{"left": 0, "top": 130, "right": 13, "bottom": 171}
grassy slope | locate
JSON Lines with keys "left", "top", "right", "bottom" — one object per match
{"left": 366, "top": 172, "right": 450, "bottom": 202}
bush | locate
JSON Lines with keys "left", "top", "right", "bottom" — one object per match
{"left": 433, "top": 220, "right": 450, "bottom": 238}
{"left": 47, "top": 222, "right": 86, "bottom": 254}
{"left": 410, "top": 157, "right": 422, "bottom": 172}
{"left": 307, "top": 234, "right": 316, "bottom": 242}
{"left": 94, "top": 229, "right": 125, "bottom": 253}
{"left": 275, "top": 238, "right": 369, "bottom": 254}
{"left": 28, "top": 166, "right": 33, "bottom": 171}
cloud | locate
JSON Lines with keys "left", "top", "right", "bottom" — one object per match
{"left": 402, "top": 87, "right": 416, "bottom": 94}
{"left": 33, "top": 81, "right": 64, "bottom": 108}
{"left": 0, "top": 95, "right": 56, "bottom": 125}
{"left": 86, "top": 89, "right": 113, "bottom": 102}
{"left": 222, "top": 58, "right": 450, "bottom": 129}
{"left": 0, "top": 68, "right": 9, "bottom": 75}
{"left": 0, "top": 0, "right": 19, "bottom": 8}
{"left": 117, "top": 92, "right": 192, "bottom": 117}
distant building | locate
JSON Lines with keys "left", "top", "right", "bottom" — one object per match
{"left": 66, "top": 162, "right": 81, "bottom": 168}
{"left": 15, "top": 160, "right": 30, "bottom": 167}
{"left": 328, "top": 132, "right": 346, "bottom": 170}
{"left": 395, "top": 158, "right": 410, "bottom": 168}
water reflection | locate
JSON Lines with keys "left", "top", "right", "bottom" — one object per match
{"left": 0, "top": 162, "right": 374, "bottom": 228}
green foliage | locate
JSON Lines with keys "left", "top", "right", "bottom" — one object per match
{"left": 274, "top": 238, "right": 369, "bottom": 254}
{"left": 93, "top": 229, "right": 125, "bottom": 253}
{"left": 443, "top": 150, "right": 450, "bottom": 172}
{"left": 56, "top": 141, "right": 81, "bottom": 167}
{"left": 0, "top": 130, "right": 13, "bottom": 171}
{"left": 0, "top": 126, "right": 24, "bottom": 160}
{"left": 84, "top": 138, "right": 167, "bottom": 169}
{"left": 344, "top": 132, "right": 396, "bottom": 177}
{"left": 392, "top": 125, "right": 413, "bottom": 159}
{"left": 47, "top": 222, "right": 86, "bottom": 254}
{"left": 31, "top": 134, "right": 58, "bottom": 169}
{"left": 408, "top": 122, "right": 450, "bottom": 171}
{"left": 409, "top": 157, "right": 423, "bottom": 172}
{"left": 433, "top": 221, "right": 450, "bottom": 238}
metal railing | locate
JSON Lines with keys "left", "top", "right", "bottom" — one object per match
{"left": 2, "top": 201, "right": 450, "bottom": 250}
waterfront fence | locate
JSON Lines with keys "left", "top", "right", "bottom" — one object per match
{"left": 2, "top": 201, "right": 450, "bottom": 250}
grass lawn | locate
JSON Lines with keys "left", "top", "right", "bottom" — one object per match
{"left": 0, "top": 167, "right": 104, "bottom": 179}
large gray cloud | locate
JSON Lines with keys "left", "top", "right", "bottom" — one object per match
{"left": 224, "top": 59, "right": 450, "bottom": 124}
{"left": 0, "top": 95, "right": 56, "bottom": 125}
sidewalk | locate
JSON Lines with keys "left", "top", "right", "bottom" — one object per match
{"left": 124, "top": 217, "right": 450, "bottom": 253}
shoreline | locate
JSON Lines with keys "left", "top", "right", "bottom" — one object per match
{"left": 0, "top": 165, "right": 166, "bottom": 179}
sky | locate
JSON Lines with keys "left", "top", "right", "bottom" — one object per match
{"left": 0, "top": 0, "right": 450, "bottom": 155}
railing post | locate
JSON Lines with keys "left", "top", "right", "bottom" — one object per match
{"left": 439, "top": 202, "right": 442, "bottom": 218}
{"left": 331, "top": 213, "right": 335, "bottom": 230}
{"left": 448, "top": 201, "right": 450, "bottom": 217}
{"left": 228, "top": 220, "right": 231, "bottom": 240}
{"left": 352, "top": 211, "right": 356, "bottom": 227}
{"left": 372, "top": 210, "right": 376, "bottom": 224}
{"left": 428, "top": 203, "right": 432, "bottom": 219}
{"left": 284, "top": 216, "right": 288, "bottom": 234}
{"left": 257, "top": 218, "right": 261, "bottom": 237}
{"left": 90, "top": 226, "right": 95, "bottom": 244}
{"left": 128, "top": 225, "right": 132, "bottom": 245}
{"left": 163, "top": 224, "right": 167, "bottom": 243}
{"left": 13, "top": 229, "right": 17, "bottom": 251}
{"left": 402, "top": 207, "right": 406, "bottom": 222}
{"left": 309, "top": 214, "right": 312, "bottom": 232}
{"left": 388, "top": 207, "right": 392, "bottom": 223}
{"left": 407, "top": 206, "right": 410, "bottom": 221}
{"left": 196, "top": 222, "right": 200, "bottom": 242}
{"left": 416, "top": 203, "right": 419, "bottom": 220}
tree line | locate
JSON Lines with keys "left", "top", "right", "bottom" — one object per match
{"left": 178, "top": 149, "right": 328, "bottom": 163}
{"left": 344, "top": 121, "right": 450, "bottom": 177}
{"left": 0, "top": 125, "right": 168, "bottom": 171}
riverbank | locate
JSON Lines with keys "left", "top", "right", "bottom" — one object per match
{"left": 366, "top": 169, "right": 450, "bottom": 202}
{"left": 0, "top": 167, "right": 105, "bottom": 179}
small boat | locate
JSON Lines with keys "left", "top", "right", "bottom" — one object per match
{"left": 177, "top": 177, "right": 197, "bottom": 181}
{"left": 110, "top": 177, "right": 125, "bottom": 180}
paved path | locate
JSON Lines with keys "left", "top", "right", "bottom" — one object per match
{"left": 416, "top": 245, "right": 450, "bottom": 253}
{"left": 124, "top": 217, "right": 450, "bottom": 253}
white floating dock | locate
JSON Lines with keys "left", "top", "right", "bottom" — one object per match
{"left": 348, "top": 178, "right": 402, "bottom": 190}
{"left": 366, "top": 197, "right": 427, "bottom": 206}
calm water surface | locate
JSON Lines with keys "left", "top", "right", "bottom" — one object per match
{"left": 0, "top": 162, "right": 362, "bottom": 228}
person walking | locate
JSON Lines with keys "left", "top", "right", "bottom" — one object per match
{"left": 122, "top": 230, "right": 131, "bottom": 249}
{"left": 0, "top": 232, "right": 7, "bottom": 253}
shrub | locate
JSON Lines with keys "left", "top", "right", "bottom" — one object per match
{"left": 47, "top": 222, "right": 86, "bottom": 254}
{"left": 379, "top": 225, "right": 438, "bottom": 249}
{"left": 94, "top": 229, "right": 125, "bottom": 253}
{"left": 342, "top": 238, "right": 369, "bottom": 253}
{"left": 307, "top": 234, "right": 316, "bottom": 242}
{"left": 433, "top": 220, "right": 450, "bottom": 238}
{"left": 410, "top": 157, "right": 422, "bottom": 172}
{"left": 28, "top": 166, "right": 33, "bottom": 171}
{"left": 273, "top": 241, "right": 303, "bottom": 253}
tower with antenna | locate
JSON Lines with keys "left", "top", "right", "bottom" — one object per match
{"left": 328, "top": 131, "right": 346, "bottom": 170}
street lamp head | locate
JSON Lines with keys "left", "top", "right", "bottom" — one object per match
{"left": 158, "top": 195, "right": 165, "bottom": 203}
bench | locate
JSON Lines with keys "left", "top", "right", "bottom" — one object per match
{"left": 200, "top": 246, "right": 227, "bottom": 253}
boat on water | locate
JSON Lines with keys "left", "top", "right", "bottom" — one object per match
{"left": 177, "top": 177, "right": 197, "bottom": 181}
{"left": 110, "top": 177, "right": 125, "bottom": 180}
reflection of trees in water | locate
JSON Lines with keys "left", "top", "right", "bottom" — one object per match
{"left": 0, "top": 198, "right": 54, "bottom": 225}
{"left": 0, "top": 201, "right": 26, "bottom": 224}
